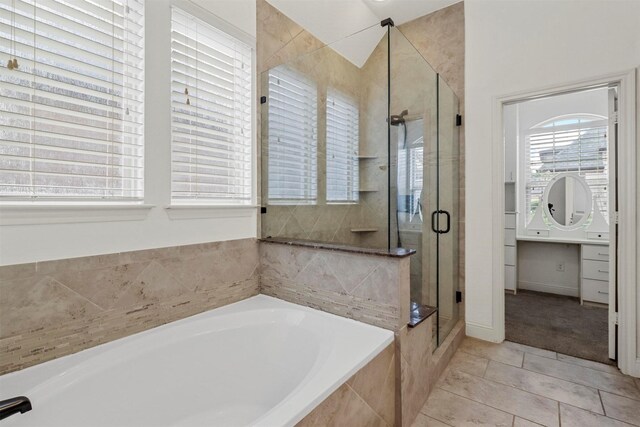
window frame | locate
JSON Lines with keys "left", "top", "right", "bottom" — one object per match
{"left": 519, "top": 113, "right": 609, "bottom": 228}
{"left": 168, "top": 5, "right": 255, "bottom": 207}
{"left": 266, "top": 65, "right": 318, "bottom": 206}
{"left": 325, "top": 88, "right": 359, "bottom": 204}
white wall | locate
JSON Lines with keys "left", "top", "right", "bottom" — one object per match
{"left": 517, "top": 242, "right": 580, "bottom": 296}
{"left": 465, "top": 0, "right": 640, "bottom": 341}
{"left": 0, "top": 0, "right": 258, "bottom": 266}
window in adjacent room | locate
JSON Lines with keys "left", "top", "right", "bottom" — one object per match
{"left": 524, "top": 114, "right": 608, "bottom": 224}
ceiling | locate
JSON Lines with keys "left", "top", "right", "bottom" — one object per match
{"left": 265, "top": 0, "right": 460, "bottom": 67}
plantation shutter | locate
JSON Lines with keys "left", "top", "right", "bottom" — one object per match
{"left": 0, "top": 0, "right": 145, "bottom": 201}
{"left": 326, "top": 88, "right": 358, "bottom": 203}
{"left": 170, "top": 7, "right": 253, "bottom": 204}
{"left": 267, "top": 66, "right": 317, "bottom": 204}
{"left": 525, "top": 117, "right": 608, "bottom": 223}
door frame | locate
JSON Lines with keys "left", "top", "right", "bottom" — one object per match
{"left": 492, "top": 69, "right": 637, "bottom": 376}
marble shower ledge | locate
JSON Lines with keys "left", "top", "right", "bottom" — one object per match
{"left": 260, "top": 238, "right": 416, "bottom": 258}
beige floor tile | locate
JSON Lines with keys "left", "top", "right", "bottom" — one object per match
{"left": 556, "top": 353, "right": 621, "bottom": 375}
{"left": 458, "top": 337, "right": 524, "bottom": 367}
{"left": 421, "top": 388, "right": 513, "bottom": 427}
{"left": 447, "top": 349, "right": 489, "bottom": 377}
{"left": 412, "top": 412, "right": 452, "bottom": 427}
{"left": 523, "top": 353, "right": 640, "bottom": 400}
{"left": 514, "top": 417, "right": 543, "bottom": 426}
{"left": 560, "top": 403, "right": 635, "bottom": 427}
{"left": 503, "top": 341, "right": 557, "bottom": 360}
{"left": 439, "top": 369, "right": 559, "bottom": 426}
{"left": 600, "top": 391, "right": 640, "bottom": 426}
{"left": 484, "top": 360, "right": 604, "bottom": 414}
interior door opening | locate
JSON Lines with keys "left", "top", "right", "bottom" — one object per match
{"left": 501, "top": 84, "right": 618, "bottom": 365}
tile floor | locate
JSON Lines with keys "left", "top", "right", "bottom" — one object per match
{"left": 415, "top": 338, "right": 640, "bottom": 427}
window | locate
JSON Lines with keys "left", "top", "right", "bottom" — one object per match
{"left": 524, "top": 114, "right": 608, "bottom": 224}
{"left": 326, "top": 88, "right": 358, "bottom": 203}
{"left": 0, "top": 0, "right": 145, "bottom": 201}
{"left": 170, "top": 8, "right": 253, "bottom": 205}
{"left": 267, "top": 66, "right": 317, "bottom": 204}
{"left": 397, "top": 119, "right": 423, "bottom": 216}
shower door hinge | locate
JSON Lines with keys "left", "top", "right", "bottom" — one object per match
{"left": 260, "top": 96, "right": 267, "bottom": 104}
{"left": 380, "top": 18, "right": 395, "bottom": 27}
{"left": 456, "top": 114, "right": 462, "bottom": 126}
{"left": 456, "top": 291, "right": 462, "bottom": 303}
{"left": 613, "top": 211, "right": 619, "bottom": 224}
{"left": 613, "top": 312, "right": 619, "bottom": 325}
{"left": 261, "top": 207, "right": 267, "bottom": 214}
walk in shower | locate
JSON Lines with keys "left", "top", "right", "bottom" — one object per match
{"left": 259, "top": 21, "right": 461, "bottom": 348}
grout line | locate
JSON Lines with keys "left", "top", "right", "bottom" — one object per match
{"left": 598, "top": 390, "right": 606, "bottom": 416}
{"left": 558, "top": 401, "right": 561, "bottom": 426}
{"left": 511, "top": 414, "right": 515, "bottom": 427}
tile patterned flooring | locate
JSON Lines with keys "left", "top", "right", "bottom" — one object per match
{"left": 415, "top": 338, "right": 640, "bottom": 427}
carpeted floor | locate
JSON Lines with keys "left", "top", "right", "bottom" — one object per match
{"left": 505, "top": 289, "right": 612, "bottom": 364}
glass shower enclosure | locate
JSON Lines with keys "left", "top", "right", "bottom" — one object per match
{"left": 259, "top": 22, "right": 461, "bottom": 348}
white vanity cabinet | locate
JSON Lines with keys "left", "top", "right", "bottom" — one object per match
{"left": 581, "top": 244, "right": 610, "bottom": 304}
{"left": 504, "top": 212, "right": 517, "bottom": 292}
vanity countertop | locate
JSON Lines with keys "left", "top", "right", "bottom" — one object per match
{"left": 516, "top": 235, "right": 608, "bottom": 245}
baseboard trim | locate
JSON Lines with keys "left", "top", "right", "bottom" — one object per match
{"left": 517, "top": 280, "right": 579, "bottom": 297}
{"left": 465, "top": 321, "right": 501, "bottom": 343}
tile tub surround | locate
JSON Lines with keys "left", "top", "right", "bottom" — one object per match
{"left": 0, "top": 239, "right": 259, "bottom": 375}
{"left": 259, "top": 240, "right": 411, "bottom": 331}
{"left": 297, "top": 342, "right": 396, "bottom": 427}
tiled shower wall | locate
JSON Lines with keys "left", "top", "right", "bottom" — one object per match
{"left": 257, "top": 0, "right": 390, "bottom": 249}
{"left": 0, "top": 239, "right": 259, "bottom": 374}
{"left": 260, "top": 241, "right": 410, "bottom": 331}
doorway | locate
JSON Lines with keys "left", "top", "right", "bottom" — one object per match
{"left": 501, "top": 85, "right": 617, "bottom": 364}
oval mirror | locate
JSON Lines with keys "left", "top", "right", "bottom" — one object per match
{"left": 543, "top": 173, "right": 592, "bottom": 229}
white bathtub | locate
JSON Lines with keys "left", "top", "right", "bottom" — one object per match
{"left": 0, "top": 295, "right": 393, "bottom": 427}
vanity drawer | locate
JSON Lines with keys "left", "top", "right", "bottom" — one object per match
{"left": 583, "top": 259, "right": 609, "bottom": 281}
{"left": 582, "top": 245, "right": 609, "bottom": 262}
{"left": 504, "top": 229, "right": 516, "bottom": 246}
{"left": 504, "top": 246, "right": 516, "bottom": 266}
{"left": 505, "top": 213, "right": 516, "bottom": 229}
{"left": 582, "top": 279, "right": 609, "bottom": 304}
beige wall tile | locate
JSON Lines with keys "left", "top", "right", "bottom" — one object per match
{"left": 1, "top": 239, "right": 259, "bottom": 373}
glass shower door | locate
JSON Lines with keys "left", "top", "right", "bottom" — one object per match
{"left": 435, "top": 76, "right": 461, "bottom": 346}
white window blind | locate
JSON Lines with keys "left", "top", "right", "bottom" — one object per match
{"left": 397, "top": 120, "right": 423, "bottom": 215}
{"left": 326, "top": 88, "right": 358, "bottom": 203}
{"left": 524, "top": 116, "right": 608, "bottom": 224}
{"left": 170, "top": 8, "right": 252, "bottom": 205}
{"left": 267, "top": 65, "right": 317, "bottom": 204}
{"left": 0, "top": 0, "right": 145, "bottom": 201}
